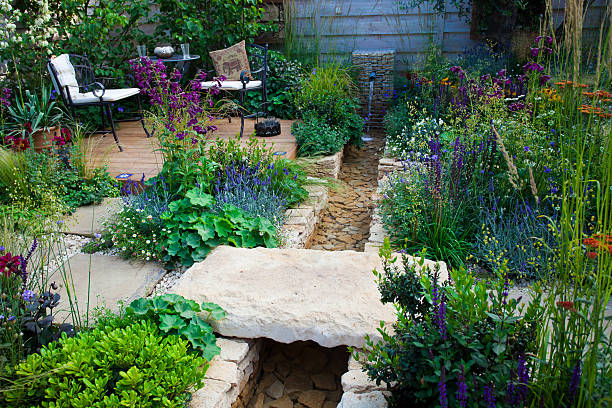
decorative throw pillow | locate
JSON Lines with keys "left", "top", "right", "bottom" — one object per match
{"left": 209, "top": 40, "right": 251, "bottom": 81}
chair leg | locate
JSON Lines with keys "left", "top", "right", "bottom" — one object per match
{"left": 100, "top": 106, "right": 106, "bottom": 131}
{"left": 105, "top": 105, "right": 123, "bottom": 152}
{"left": 239, "top": 90, "right": 245, "bottom": 138}
{"left": 137, "top": 95, "right": 151, "bottom": 138}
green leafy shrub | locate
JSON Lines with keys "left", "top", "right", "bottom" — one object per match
{"left": 294, "top": 63, "right": 364, "bottom": 155}
{"left": 153, "top": 0, "right": 274, "bottom": 68}
{"left": 293, "top": 118, "right": 347, "bottom": 156}
{"left": 1, "top": 320, "right": 207, "bottom": 407}
{"left": 243, "top": 50, "right": 305, "bottom": 119}
{"left": 358, "top": 239, "right": 544, "bottom": 407}
{"left": 161, "top": 185, "right": 277, "bottom": 267}
{"left": 126, "top": 294, "right": 224, "bottom": 361}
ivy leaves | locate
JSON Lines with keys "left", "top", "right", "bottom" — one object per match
{"left": 127, "top": 294, "right": 225, "bottom": 362}
{"left": 160, "top": 185, "right": 278, "bottom": 267}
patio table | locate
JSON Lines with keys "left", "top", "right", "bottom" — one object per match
{"left": 140, "top": 54, "right": 200, "bottom": 76}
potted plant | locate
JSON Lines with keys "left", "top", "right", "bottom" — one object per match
{"left": 7, "top": 86, "right": 63, "bottom": 152}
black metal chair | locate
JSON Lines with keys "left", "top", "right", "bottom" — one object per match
{"left": 47, "top": 54, "right": 150, "bottom": 152}
{"left": 200, "top": 43, "right": 269, "bottom": 138}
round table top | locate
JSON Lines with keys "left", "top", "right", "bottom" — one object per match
{"left": 146, "top": 54, "right": 200, "bottom": 62}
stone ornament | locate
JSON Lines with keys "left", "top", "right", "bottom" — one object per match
{"left": 154, "top": 46, "right": 174, "bottom": 59}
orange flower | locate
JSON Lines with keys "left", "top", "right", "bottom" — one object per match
{"left": 593, "top": 234, "right": 612, "bottom": 244}
{"left": 583, "top": 237, "right": 601, "bottom": 248}
{"left": 586, "top": 251, "right": 598, "bottom": 259}
{"left": 556, "top": 301, "right": 577, "bottom": 313}
{"left": 582, "top": 92, "right": 594, "bottom": 97}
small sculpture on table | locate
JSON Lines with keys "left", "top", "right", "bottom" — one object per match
{"left": 154, "top": 46, "right": 174, "bottom": 59}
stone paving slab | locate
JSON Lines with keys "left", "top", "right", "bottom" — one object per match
{"left": 171, "top": 246, "right": 448, "bottom": 348}
{"left": 61, "top": 197, "right": 123, "bottom": 236}
{"left": 49, "top": 253, "right": 164, "bottom": 322}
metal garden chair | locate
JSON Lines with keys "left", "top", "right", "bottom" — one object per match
{"left": 47, "top": 54, "right": 150, "bottom": 152}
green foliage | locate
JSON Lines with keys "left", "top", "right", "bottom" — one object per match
{"left": 1, "top": 320, "right": 207, "bottom": 407}
{"left": 359, "top": 239, "right": 544, "bottom": 407}
{"left": 293, "top": 118, "right": 346, "bottom": 156}
{"left": 22, "top": 151, "right": 117, "bottom": 212}
{"left": 126, "top": 294, "right": 224, "bottom": 361}
{"left": 59, "top": 0, "right": 152, "bottom": 79}
{"left": 294, "top": 63, "right": 364, "bottom": 155}
{"left": 208, "top": 136, "right": 308, "bottom": 207}
{"left": 242, "top": 50, "right": 305, "bottom": 119}
{"left": 161, "top": 184, "right": 278, "bottom": 267}
{"left": 6, "top": 87, "right": 63, "bottom": 139}
{"left": 153, "top": 0, "right": 274, "bottom": 68}
{"left": 379, "top": 169, "right": 474, "bottom": 269}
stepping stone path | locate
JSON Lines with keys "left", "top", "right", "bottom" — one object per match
{"left": 310, "top": 137, "right": 384, "bottom": 251}
{"left": 172, "top": 245, "right": 446, "bottom": 348}
{"left": 61, "top": 197, "right": 122, "bottom": 236}
{"left": 51, "top": 253, "right": 164, "bottom": 322}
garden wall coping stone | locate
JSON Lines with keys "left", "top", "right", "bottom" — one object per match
{"left": 297, "top": 147, "right": 345, "bottom": 180}
{"left": 281, "top": 184, "right": 329, "bottom": 249}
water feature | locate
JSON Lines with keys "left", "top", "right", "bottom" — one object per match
{"left": 363, "top": 71, "right": 376, "bottom": 142}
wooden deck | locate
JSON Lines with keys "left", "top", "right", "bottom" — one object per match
{"left": 88, "top": 118, "right": 298, "bottom": 181}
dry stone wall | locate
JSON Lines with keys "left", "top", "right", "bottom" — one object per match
{"left": 190, "top": 338, "right": 264, "bottom": 408}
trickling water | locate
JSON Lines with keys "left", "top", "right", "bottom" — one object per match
{"left": 363, "top": 72, "right": 376, "bottom": 142}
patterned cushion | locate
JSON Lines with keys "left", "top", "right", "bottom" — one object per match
{"left": 209, "top": 41, "right": 251, "bottom": 81}
{"left": 50, "top": 54, "right": 79, "bottom": 97}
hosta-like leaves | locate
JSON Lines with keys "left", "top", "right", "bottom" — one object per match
{"left": 158, "top": 314, "right": 186, "bottom": 332}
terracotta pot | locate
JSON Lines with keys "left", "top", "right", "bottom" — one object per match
{"left": 32, "top": 126, "right": 60, "bottom": 152}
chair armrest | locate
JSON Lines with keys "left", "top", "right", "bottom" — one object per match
{"left": 83, "top": 82, "right": 106, "bottom": 98}
{"left": 240, "top": 71, "right": 251, "bottom": 86}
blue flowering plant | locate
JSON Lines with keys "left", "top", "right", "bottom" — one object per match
{"left": 358, "top": 239, "right": 545, "bottom": 407}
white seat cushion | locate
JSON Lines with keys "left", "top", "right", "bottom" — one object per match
{"left": 71, "top": 88, "right": 140, "bottom": 104}
{"left": 200, "top": 80, "right": 262, "bottom": 91}
{"left": 50, "top": 54, "right": 80, "bottom": 97}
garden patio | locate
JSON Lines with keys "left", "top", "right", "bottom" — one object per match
{"left": 87, "top": 118, "right": 299, "bottom": 181}
{"left": 1, "top": 0, "right": 611, "bottom": 408}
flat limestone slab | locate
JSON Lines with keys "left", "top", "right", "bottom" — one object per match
{"left": 171, "top": 246, "right": 447, "bottom": 348}
{"left": 50, "top": 253, "right": 164, "bottom": 323}
{"left": 62, "top": 197, "right": 123, "bottom": 236}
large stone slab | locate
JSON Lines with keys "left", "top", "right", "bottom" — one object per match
{"left": 171, "top": 246, "right": 447, "bottom": 348}
{"left": 62, "top": 197, "right": 123, "bottom": 236}
{"left": 49, "top": 253, "right": 164, "bottom": 322}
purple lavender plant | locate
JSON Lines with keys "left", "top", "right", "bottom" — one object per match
{"left": 456, "top": 365, "right": 468, "bottom": 407}
{"left": 438, "top": 366, "right": 448, "bottom": 408}
{"left": 483, "top": 384, "right": 496, "bottom": 408}
{"left": 431, "top": 281, "right": 447, "bottom": 341}
{"left": 568, "top": 360, "right": 581, "bottom": 404}
{"left": 121, "top": 174, "right": 173, "bottom": 227}
{"left": 212, "top": 163, "right": 288, "bottom": 224}
{"left": 20, "top": 239, "right": 37, "bottom": 293}
{"left": 517, "top": 354, "right": 529, "bottom": 402}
